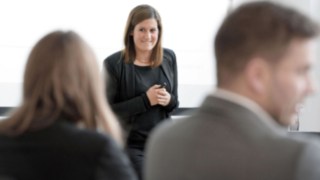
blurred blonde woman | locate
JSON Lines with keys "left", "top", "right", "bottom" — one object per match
{"left": 0, "top": 31, "right": 137, "bottom": 180}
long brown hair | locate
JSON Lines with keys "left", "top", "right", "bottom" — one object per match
{"left": 123, "top": 4, "right": 163, "bottom": 67}
{"left": 0, "top": 31, "right": 123, "bottom": 144}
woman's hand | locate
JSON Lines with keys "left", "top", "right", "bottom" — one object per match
{"left": 146, "top": 84, "right": 171, "bottom": 106}
{"left": 146, "top": 85, "right": 161, "bottom": 106}
{"left": 157, "top": 88, "right": 171, "bottom": 106}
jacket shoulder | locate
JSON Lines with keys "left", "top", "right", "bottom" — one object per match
{"left": 163, "top": 48, "right": 175, "bottom": 58}
{"left": 103, "top": 51, "right": 124, "bottom": 67}
{"left": 163, "top": 48, "right": 176, "bottom": 64}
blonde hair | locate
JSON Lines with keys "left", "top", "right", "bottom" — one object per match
{"left": 0, "top": 31, "right": 123, "bottom": 144}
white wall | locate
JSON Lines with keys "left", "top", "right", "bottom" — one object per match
{"left": 2, "top": 0, "right": 319, "bottom": 131}
{"left": 0, "top": 0, "right": 229, "bottom": 108}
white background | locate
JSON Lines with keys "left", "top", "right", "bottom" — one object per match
{"left": 1, "top": 0, "right": 320, "bottom": 131}
{"left": 0, "top": 0, "right": 229, "bottom": 108}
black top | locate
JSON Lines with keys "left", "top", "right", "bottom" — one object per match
{"left": 104, "top": 48, "right": 179, "bottom": 149}
{"left": 0, "top": 120, "right": 137, "bottom": 180}
{"left": 128, "top": 65, "right": 170, "bottom": 148}
{"left": 134, "top": 65, "right": 162, "bottom": 92}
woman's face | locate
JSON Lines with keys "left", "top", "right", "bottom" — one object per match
{"left": 131, "top": 18, "right": 159, "bottom": 53}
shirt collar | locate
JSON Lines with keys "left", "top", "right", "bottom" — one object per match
{"left": 210, "top": 88, "right": 285, "bottom": 131}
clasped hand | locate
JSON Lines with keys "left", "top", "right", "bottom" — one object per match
{"left": 146, "top": 84, "right": 171, "bottom": 106}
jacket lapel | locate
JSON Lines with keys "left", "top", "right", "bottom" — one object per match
{"left": 124, "top": 62, "right": 135, "bottom": 99}
{"left": 160, "top": 57, "right": 173, "bottom": 91}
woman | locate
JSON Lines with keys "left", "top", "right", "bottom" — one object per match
{"left": 104, "top": 4, "right": 179, "bottom": 179}
{"left": 0, "top": 31, "right": 137, "bottom": 180}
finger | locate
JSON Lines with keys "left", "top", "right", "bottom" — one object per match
{"left": 157, "top": 95, "right": 167, "bottom": 100}
{"left": 153, "top": 84, "right": 161, "bottom": 89}
{"left": 157, "top": 97, "right": 165, "bottom": 102}
{"left": 158, "top": 100, "right": 165, "bottom": 106}
{"left": 157, "top": 90, "right": 167, "bottom": 96}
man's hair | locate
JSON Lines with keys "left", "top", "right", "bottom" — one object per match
{"left": 215, "top": 1, "right": 318, "bottom": 86}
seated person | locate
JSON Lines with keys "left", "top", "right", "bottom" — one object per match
{"left": 0, "top": 30, "right": 137, "bottom": 180}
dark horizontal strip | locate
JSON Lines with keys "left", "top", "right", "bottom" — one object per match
{"left": 0, "top": 107, "right": 196, "bottom": 116}
{"left": 172, "top": 108, "right": 196, "bottom": 116}
{"left": 0, "top": 107, "right": 12, "bottom": 116}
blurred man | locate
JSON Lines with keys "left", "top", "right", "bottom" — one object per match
{"left": 145, "top": 1, "right": 320, "bottom": 180}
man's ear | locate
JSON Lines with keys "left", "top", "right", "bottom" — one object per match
{"left": 244, "top": 57, "right": 271, "bottom": 95}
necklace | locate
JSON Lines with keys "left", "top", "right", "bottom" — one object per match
{"left": 135, "top": 59, "right": 152, "bottom": 66}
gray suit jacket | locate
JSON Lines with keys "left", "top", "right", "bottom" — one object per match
{"left": 145, "top": 95, "right": 320, "bottom": 180}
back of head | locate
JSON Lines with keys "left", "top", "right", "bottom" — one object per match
{"left": 23, "top": 31, "right": 100, "bottom": 127}
{"left": 123, "top": 4, "right": 163, "bottom": 67}
{"left": 0, "top": 31, "right": 122, "bottom": 143}
{"left": 215, "top": 1, "right": 318, "bottom": 86}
